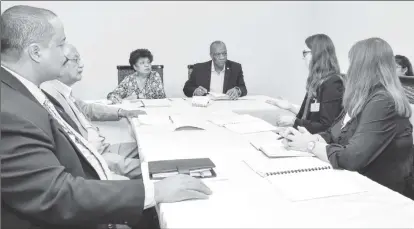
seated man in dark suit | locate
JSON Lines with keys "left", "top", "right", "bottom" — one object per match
{"left": 183, "top": 41, "right": 247, "bottom": 99}
{"left": 1, "top": 5, "right": 211, "bottom": 229}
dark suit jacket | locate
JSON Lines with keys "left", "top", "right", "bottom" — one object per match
{"left": 319, "top": 89, "right": 413, "bottom": 194}
{"left": 293, "top": 74, "right": 344, "bottom": 134}
{"left": 0, "top": 67, "right": 145, "bottom": 229}
{"left": 42, "top": 89, "right": 81, "bottom": 134}
{"left": 183, "top": 60, "right": 247, "bottom": 97}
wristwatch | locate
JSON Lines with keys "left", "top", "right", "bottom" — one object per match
{"left": 307, "top": 141, "right": 316, "bottom": 153}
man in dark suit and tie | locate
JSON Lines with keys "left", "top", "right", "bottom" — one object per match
{"left": 183, "top": 41, "right": 248, "bottom": 99}
{"left": 1, "top": 5, "right": 211, "bottom": 229}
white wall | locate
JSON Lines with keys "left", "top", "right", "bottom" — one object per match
{"left": 2, "top": 1, "right": 414, "bottom": 103}
{"left": 1, "top": 1, "right": 313, "bottom": 104}
{"left": 311, "top": 1, "right": 414, "bottom": 73}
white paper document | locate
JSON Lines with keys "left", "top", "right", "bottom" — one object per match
{"left": 140, "top": 99, "right": 171, "bottom": 107}
{"left": 169, "top": 115, "right": 207, "bottom": 131}
{"left": 266, "top": 170, "right": 367, "bottom": 202}
{"left": 209, "top": 114, "right": 261, "bottom": 127}
{"left": 224, "top": 120, "right": 277, "bottom": 134}
{"left": 137, "top": 115, "right": 172, "bottom": 126}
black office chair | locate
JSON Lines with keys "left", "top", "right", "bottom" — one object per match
{"left": 116, "top": 65, "right": 164, "bottom": 84}
{"left": 187, "top": 65, "right": 194, "bottom": 79}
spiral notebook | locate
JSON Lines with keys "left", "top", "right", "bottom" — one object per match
{"left": 243, "top": 156, "right": 332, "bottom": 178}
{"left": 243, "top": 157, "right": 366, "bottom": 201}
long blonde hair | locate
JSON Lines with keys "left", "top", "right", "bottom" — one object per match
{"left": 343, "top": 38, "right": 411, "bottom": 118}
{"left": 305, "top": 34, "right": 341, "bottom": 96}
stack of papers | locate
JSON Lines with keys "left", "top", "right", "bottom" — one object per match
{"left": 192, "top": 96, "right": 211, "bottom": 107}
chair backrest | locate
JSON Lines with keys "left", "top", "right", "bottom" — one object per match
{"left": 187, "top": 65, "right": 194, "bottom": 79}
{"left": 116, "top": 65, "right": 164, "bottom": 84}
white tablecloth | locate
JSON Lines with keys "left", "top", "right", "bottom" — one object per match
{"left": 92, "top": 95, "right": 414, "bottom": 228}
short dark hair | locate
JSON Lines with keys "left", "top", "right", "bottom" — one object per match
{"left": 1, "top": 5, "right": 57, "bottom": 56}
{"left": 395, "top": 55, "right": 414, "bottom": 76}
{"left": 129, "top": 49, "right": 153, "bottom": 67}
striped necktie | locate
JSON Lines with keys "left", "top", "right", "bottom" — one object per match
{"left": 43, "top": 99, "right": 112, "bottom": 180}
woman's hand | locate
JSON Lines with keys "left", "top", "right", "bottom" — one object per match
{"left": 275, "top": 115, "right": 296, "bottom": 127}
{"left": 280, "top": 126, "right": 318, "bottom": 152}
{"left": 266, "top": 98, "right": 292, "bottom": 110}
{"left": 109, "top": 95, "right": 123, "bottom": 104}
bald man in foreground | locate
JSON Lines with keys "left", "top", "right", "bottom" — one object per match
{"left": 183, "top": 40, "right": 248, "bottom": 99}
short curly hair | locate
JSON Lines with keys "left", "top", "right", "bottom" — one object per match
{"left": 129, "top": 49, "right": 153, "bottom": 68}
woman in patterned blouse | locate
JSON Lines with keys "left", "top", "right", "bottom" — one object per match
{"left": 395, "top": 55, "right": 414, "bottom": 103}
{"left": 107, "top": 49, "right": 166, "bottom": 103}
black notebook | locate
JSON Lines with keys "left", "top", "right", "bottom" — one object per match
{"left": 148, "top": 158, "right": 216, "bottom": 180}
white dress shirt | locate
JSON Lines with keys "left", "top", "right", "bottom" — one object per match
{"left": 210, "top": 63, "right": 226, "bottom": 93}
{"left": 1, "top": 65, "right": 155, "bottom": 209}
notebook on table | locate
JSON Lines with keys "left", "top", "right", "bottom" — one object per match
{"left": 243, "top": 156, "right": 333, "bottom": 178}
{"left": 250, "top": 139, "right": 314, "bottom": 158}
{"left": 243, "top": 157, "right": 366, "bottom": 201}
{"left": 149, "top": 158, "right": 216, "bottom": 180}
{"left": 266, "top": 169, "right": 367, "bottom": 202}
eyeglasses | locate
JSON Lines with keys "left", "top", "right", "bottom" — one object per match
{"left": 213, "top": 52, "right": 227, "bottom": 58}
{"left": 63, "top": 55, "right": 81, "bottom": 65}
{"left": 302, "top": 50, "right": 311, "bottom": 58}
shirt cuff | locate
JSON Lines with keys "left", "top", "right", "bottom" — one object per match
{"left": 141, "top": 162, "right": 156, "bottom": 209}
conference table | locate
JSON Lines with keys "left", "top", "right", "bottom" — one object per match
{"left": 92, "top": 95, "right": 414, "bottom": 228}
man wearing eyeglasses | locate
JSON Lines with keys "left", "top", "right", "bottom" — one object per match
{"left": 41, "top": 44, "right": 143, "bottom": 179}
{"left": 183, "top": 40, "right": 247, "bottom": 99}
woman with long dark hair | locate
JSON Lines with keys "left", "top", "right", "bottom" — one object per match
{"left": 267, "top": 34, "right": 344, "bottom": 134}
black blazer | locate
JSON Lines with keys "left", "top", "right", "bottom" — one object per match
{"left": 319, "top": 89, "right": 413, "bottom": 194}
{"left": 294, "top": 74, "right": 344, "bottom": 134}
{"left": 0, "top": 67, "right": 145, "bottom": 229}
{"left": 183, "top": 60, "right": 247, "bottom": 97}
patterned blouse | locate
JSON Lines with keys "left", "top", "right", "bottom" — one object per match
{"left": 107, "top": 71, "right": 166, "bottom": 100}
